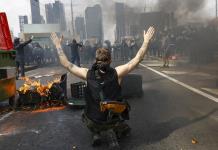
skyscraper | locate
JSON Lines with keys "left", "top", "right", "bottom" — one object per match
{"left": 71, "top": 0, "right": 75, "bottom": 36}
{"left": 75, "top": 17, "right": 86, "bottom": 40}
{"left": 45, "top": 1, "right": 67, "bottom": 31}
{"left": 53, "top": 1, "right": 67, "bottom": 31}
{"left": 30, "top": 0, "right": 41, "bottom": 24}
{"left": 41, "top": 15, "right": 45, "bottom": 24}
{"left": 45, "top": 3, "right": 55, "bottom": 24}
{"left": 19, "top": 16, "right": 28, "bottom": 32}
{"left": 85, "top": 4, "right": 103, "bottom": 41}
{"left": 115, "top": 2, "right": 126, "bottom": 41}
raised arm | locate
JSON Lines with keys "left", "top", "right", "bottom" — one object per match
{"left": 50, "top": 32, "right": 88, "bottom": 80}
{"left": 115, "top": 27, "right": 155, "bottom": 80}
{"left": 15, "top": 38, "right": 33, "bottom": 49}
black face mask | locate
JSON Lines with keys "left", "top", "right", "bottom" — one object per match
{"left": 93, "top": 62, "right": 110, "bottom": 77}
{"left": 97, "top": 63, "right": 110, "bottom": 73}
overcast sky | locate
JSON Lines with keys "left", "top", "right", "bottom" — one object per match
{"left": 0, "top": 0, "right": 216, "bottom": 38}
{"left": 0, "top": 0, "right": 96, "bottom": 36}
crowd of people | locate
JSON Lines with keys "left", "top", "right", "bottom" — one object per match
{"left": 14, "top": 23, "right": 218, "bottom": 78}
{"left": 149, "top": 24, "right": 218, "bottom": 66}
{"left": 24, "top": 43, "right": 58, "bottom": 66}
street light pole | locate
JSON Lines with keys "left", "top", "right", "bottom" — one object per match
{"left": 144, "top": 0, "right": 147, "bottom": 12}
{"left": 216, "top": 0, "right": 218, "bottom": 18}
{"left": 71, "top": 0, "right": 75, "bottom": 37}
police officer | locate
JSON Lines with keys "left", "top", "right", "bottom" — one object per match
{"left": 51, "top": 27, "right": 155, "bottom": 149}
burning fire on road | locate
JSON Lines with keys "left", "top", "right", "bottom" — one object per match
{"left": 19, "top": 77, "right": 61, "bottom": 97}
{"left": 16, "top": 74, "right": 67, "bottom": 110}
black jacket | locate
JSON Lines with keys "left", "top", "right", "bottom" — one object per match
{"left": 67, "top": 42, "right": 82, "bottom": 55}
{"left": 14, "top": 39, "right": 32, "bottom": 62}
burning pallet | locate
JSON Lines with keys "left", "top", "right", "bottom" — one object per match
{"left": 17, "top": 74, "right": 67, "bottom": 108}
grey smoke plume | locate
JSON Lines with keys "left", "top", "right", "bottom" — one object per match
{"left": 157, "top": 0, "right": 206, "bottom": 24}
{"left": 159, "top": 0, "right": 205, "bottom": 12}
{"left": 100, "top": 0, "right": 116, "bottom": 42}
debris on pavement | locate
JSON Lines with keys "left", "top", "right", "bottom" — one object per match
{"left": 192, "top": 138, "right": 198, "bottom": 144}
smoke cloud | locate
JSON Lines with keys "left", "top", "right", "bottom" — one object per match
{"left": 157, "top": 0, "right": 207, "bottom": 24}
{"left": 63, "top": 0, "right": 210, "bottom": 41}
{"left": 100, "top": 0, "right": 116, "bottom": 42}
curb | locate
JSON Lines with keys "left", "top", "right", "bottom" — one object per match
{"left": 25, "top": 65, "right": 38, "bottom": 72}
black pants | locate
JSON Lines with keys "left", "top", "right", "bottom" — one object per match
{"left": 82, "top": 113, "right": 129, "bottom": 134}
{"left": 71, "top": 53, "right": 80, "bottom": 67}
{"left": 16, "top": 61, "right": 25, "bottom": 77}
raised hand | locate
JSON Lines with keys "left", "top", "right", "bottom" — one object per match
{"left": 144, "top": 26, "right": 155, "bottom": 42}
{"left": 60, "top": 35, "right": 64, "bottom": 43}
{"left": 50, "top": 32, "right": 69, "bottom": 67}
{"left": 50, "top": 32, "right": 62, "bottom": 49}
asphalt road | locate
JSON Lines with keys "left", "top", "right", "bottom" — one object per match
{"left": 0, "top": 63, "right": 217, "bottom": 150}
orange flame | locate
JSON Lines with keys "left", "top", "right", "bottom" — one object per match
{"left": 18, "top": 77, "right": 61, "bottom": 96}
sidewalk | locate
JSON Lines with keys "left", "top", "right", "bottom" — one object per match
{"left": 142, "top": 56, "right": 218, "bottom": 97}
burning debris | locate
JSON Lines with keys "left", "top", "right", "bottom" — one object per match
{"left": 17, "top": 74, "right": 67, "bottom": 109}
{"left": 19, "top": 77, "right": 61, "bottom": 97}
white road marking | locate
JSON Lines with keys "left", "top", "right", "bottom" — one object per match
{"left": 162, "top": 71, "right": 187, "bottom": 75}
{"left": 0, "top": 129, "right": 40, "bottom": 137}
{"left": 144, "top": 63, "right": 163, "bottom": 67}
{"left": 27, "top": 73, "right": 39, "bottom": 78}
{"left": 0, "top": 111, "right": 14, "bottom": 122}
{"left": 32, "top": 73, "right": 62, "bottom": 79}
{"left": 33, "top": 75, "right": 43, "bottom": 79}
{"left": 140, "top": 63, "right": 218, "bottom": 103}
{"left": 25, "top": 70, "right": 37, "bottom": 75}
{"left": 202, "top": 88, "right": 218, "bottom": 96}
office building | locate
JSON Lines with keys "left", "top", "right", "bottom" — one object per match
{"left": 85, "top": 4, "right": 103, "bottom": 41}
{"left": 75, "top": 17, "right": 86, "bottom": 40}
{"left": 30, "top": 0, "right": 41, "bottom": 24}
{"left": 45, "top": 1, "right": 66, "bottom": 31}
{"left": 19, "top": 15, "right": 28, "bottom": 32}
{"left": 115, "top": 2, "right": 126, "bottom": 41}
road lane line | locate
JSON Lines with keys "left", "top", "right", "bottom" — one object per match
{"left": 0, "top": 129, "right": 40, "bottom": 137}
{"left": 0, "top": 111, "right": 14, "bottom": 122}
{"left": 140, "top": 63, "right": 218, "bottom": 103}
{"left": 28, "top": 73, "right": 39, "bottom": 77}
{"left": 26, "top": 69, "right": 37, "bottom": 75}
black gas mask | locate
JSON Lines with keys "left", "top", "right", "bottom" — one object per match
{"left": 93, "top": 61, "right": 110, "bottom": 80}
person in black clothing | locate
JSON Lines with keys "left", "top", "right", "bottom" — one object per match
{"left": 33, "top": 42, "right": 44, "bottom": 65}
{"left": 51, "top": 27, "right": 155, "bottom": 149}
{"left": 65, "top": 38, "right": 82, "bottom": 67}
{"left": 14, "top": 36, "right": 33, "bottom": 79}
{"left": 121, "top": 39, "right": 128, "bottom": 61}
{"left": 163, "top": 35, "right": 176, "bottom": 68}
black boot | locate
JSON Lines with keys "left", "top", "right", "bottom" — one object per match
{"left": 106, "top": 129, "right": 120, "bottom": 150}
{"left": 92, "top": 133, "right": 102, "bottom": 147}
{"left": 115, "top": 123, "right": 131, "bottom": 139}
